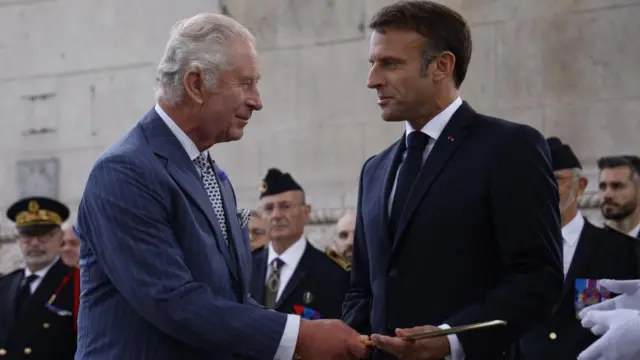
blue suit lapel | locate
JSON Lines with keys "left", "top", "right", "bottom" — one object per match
{"left": 140, "top": 108, "right": 239, "bottom": 281}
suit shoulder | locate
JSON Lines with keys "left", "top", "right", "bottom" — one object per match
{"left": 325, "top": 247, "right": 351, "bottom": 272}
{"left": 307, "top": 245, "right": 350, "bottom": 276}
{"left": 475, "top": 112, "right": 544, "bottom": 141}
{"left": 0, "top": 268, "right": 23, "bottom": 285}
{"left": 591, "top": 222, "right": 638, "bottom": 245}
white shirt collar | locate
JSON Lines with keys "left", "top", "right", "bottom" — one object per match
{"left": 155, "top": 103, "right": 203, "bottom": 161}
{"left": 629, "top": 223, "right": 640, "bottom": 238}
{"left": 562, "top": 212, "right": 585, "bottom": 247}
{"left": 405, "top": 96, "right": 463, "bottom": 140}
{"left": 24, "top": 256, "right": 59, "bottom": 280}
{"left": 268, "top": 236, "right": 306, "bottom": 269}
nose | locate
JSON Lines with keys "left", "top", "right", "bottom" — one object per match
{"left": 367, "top": 65, "right": 383, "bottom": 89}
{"left": 247, "top": 86, "right": 263, "bottom": 111}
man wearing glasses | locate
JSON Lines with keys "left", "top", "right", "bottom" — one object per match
{"left": 250, "top": 168, "right": 351, "bottom": 321}
{"left": 0, "top": 196, "right": 77, "bottom": 360}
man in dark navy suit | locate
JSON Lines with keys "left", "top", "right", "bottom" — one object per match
{"left": 250, "top": 169, "right": 350, "bottom": 320}
{"left": 342, "top": 2, "right": 564, "bottom": 360}
{"left": 518, "top": 138, "right": 639, "bottom": 360}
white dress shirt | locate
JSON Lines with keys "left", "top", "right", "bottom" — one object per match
{"left": 266, "top": 237, "right": 307, "bottom": 301}
{"left": 562, "top": 212, "right": 585, "bottom": 276}
{"left": 387, "top": 97, "right": 465, "bottom": 360}
{"left": 155, "top": 104, "right": 300, "bottom": 360}
{"left": 23, "top": 256, "right": 59, "bottom": 294}
{"left": 628, "top": 223, "right": 640, "bottom": 238}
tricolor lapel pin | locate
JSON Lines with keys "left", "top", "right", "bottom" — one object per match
{"left": 447, "top": 136, "right": 455, "bottom": 142}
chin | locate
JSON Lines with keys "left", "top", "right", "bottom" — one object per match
{"left": 226, "top": 128, "right": 244, "bottom": 141}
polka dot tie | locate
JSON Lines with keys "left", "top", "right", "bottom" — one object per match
{"left": 194, "top": 153, "right": 228, "bottom": 243}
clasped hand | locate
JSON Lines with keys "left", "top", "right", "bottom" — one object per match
{"left": 370, "top": 325, "right": 451, "bottom": 360}
{"left": 576, "top": 279, "right": 640, "bottom": 360}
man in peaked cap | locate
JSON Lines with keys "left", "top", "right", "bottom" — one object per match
{"left": 249, "top": 168, "right": 351, "bottom": 322}
{"left": 518, "top": 138, "right": 639, "bottom": 360}
{"left": 0, "top": 196, "right": 78, "bottom": 360}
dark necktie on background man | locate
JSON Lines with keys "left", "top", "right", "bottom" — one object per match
{"left": 389, "top": 131, "right": 429, "bottom": 237}
{"left": 15, "top": 274, "right": 38, "bottom": 315}
{"left": 264, "top": 258, "right": 284, "bottom": 309}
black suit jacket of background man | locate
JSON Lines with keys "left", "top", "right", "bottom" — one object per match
{"left": 342, "top": 101, "right": 564, "bottom": 360}
{"left": 250, "top": 241, "right": 350, "bottom": 320}
{"left": 0, "top": 259, "right": 77, "bottom": 360}
{"left": 519, "top": 220, "right": 639, "bottom": 360}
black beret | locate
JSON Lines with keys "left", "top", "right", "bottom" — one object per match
{"left": 546, "top": 137, "right": 582, "bottom": 171}
{"left": 259, "top": 168, "right": 303, "bottom": 198}
{"left": 6, "top": 197, "right": 69, "bottom": 236}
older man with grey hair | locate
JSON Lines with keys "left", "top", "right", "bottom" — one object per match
{"left": 74, "top": 13, "right": 368, "bottom": 360}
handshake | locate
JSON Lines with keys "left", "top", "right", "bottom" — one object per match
{"left": 293, "top": 319, "right": 451, "bottom": 360}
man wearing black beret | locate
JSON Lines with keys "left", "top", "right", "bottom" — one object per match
{"left": 0, "top": 196, "right": 78, "bottom": 360}
{"left": 250, "top": 168, "right": 351, "bottom": 321}
{"left": 518, "top": 138, "right": 639, "bottom": 360}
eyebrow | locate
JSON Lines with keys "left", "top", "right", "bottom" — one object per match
{"left": 369, "top": 55, "right": 407, "bottom": 64}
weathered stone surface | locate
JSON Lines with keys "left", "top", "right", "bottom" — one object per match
{"left": 2, "top": 0, "right": 640, "bottom": 270}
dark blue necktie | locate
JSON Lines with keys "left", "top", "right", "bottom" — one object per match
{"left": 389, "top": 131, "right": 429, "bottom": 237}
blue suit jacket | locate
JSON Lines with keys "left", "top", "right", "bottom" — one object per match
{"left": 74, "top": 108, "right": 287, "bottom": 360}
{"left": 342, "top": 102, "right": 564, "bottom": 360}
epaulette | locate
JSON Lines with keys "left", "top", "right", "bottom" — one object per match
{"left": 325, "top": 247, "right": 351, "bottom": 272}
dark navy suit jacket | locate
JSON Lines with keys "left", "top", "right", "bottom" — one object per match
{"left": 342, "top": 102, "right": 564, "bottom": 360}
{"left": 74, "top": 108, "right": 288, "bottom": 360}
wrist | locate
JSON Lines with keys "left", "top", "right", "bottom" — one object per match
{"left": 294, "top": 320, "right": 310, "bottom": 358}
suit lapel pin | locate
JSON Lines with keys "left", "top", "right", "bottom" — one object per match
{"left": 447, "top": 136, "right": 454, "bottom": 142}
{"left": 302, "top": 291, "right": 314, "bottom": 304}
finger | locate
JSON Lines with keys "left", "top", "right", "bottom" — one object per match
{"left": 577, "top": 336, "right": 606, "bottom": 360}
{"left": 590, "top": 324, "right": 608, "bottom": 336}
{"left": 599, "top": 279, "right": 640, "bottom": 294}
{"left": 580, "top": 299, "right": 617, "bottom": 316}
{"left": 370, "top": 334, "right": 405, "bottom": 356}
{"left": 581, "top": 310, "right": 612, "bottom": 329}
{"left": 396, "top": 326, "right": 429, "bottom": 336}
{"left": 348, "top": 336, "right": 371, "bottom": 358}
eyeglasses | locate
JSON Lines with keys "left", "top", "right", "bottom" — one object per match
{"left": 259, "top": 202, "right": 305, "bottom": 216}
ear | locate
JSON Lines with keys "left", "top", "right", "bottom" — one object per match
{"left": 183, "top": 69, "right": 205, "bottom": 105}
{"left": 578, "top": 177, "right": 589, "bottom": 196}
{"left": 432, "top": 51, "right": 456, "bottom": 83}
{"left": 302, "top": 204, "right": 312, "bottom": 221}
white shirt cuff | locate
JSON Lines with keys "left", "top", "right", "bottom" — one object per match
{"left": 440, "top": 324, "right": 465, "bottom": 360}
{"left": 273, "top": 314, "right": 300, "bottom": 360}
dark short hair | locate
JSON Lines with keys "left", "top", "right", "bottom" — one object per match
{"left": 597, "top": 155, "right": 640, "bottom": 179}
{"left": 369, "top": 0, "right": 472, "bottom": 88}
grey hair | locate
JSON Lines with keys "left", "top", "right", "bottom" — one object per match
{"left": 154, "top": 13, "right": 256, "bottom": 106}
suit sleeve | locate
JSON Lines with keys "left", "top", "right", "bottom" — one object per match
{"left": 341, "top": 156, "right": 374, "bottom": 334}
{"left": 445, "top": 125, "right": 564, "bottom": 356}
{"left": 76, "top": 154, "right": 288, "bottom": 359}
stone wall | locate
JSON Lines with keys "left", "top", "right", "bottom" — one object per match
{"left": 1, "top": 0, "right": 639, "bottom": 271}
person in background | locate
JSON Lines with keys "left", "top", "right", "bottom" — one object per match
{"left": 329, "top": 211, "right": 356, "bottom": 263}
{"left": 518, "top": 137, "right": 639, "bottom": 360}
{"left": 250, "top": 168, "right": 351, "bottom": 320}
{"left": 597, "top": 155, "right": 640, "bottom": 239}
{"left": 248, "top": 209, "right": 269, "bottom": 252}
{"left": 0, "top": 197, "right": 78, "bottom": 360}
{"left": 61, "top": 225, "right": 80, "bottom": 268}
